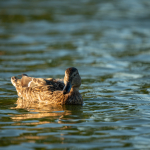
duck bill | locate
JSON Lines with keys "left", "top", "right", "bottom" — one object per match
{"left": 63, "top": 82, "right": 72, "bottom": 94}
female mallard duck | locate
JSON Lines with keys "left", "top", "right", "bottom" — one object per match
{"left": 11, "top": 67, "right": 83, "bottom": 105}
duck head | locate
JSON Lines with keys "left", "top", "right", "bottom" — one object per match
{"left": 63, "top": 67, "right": 81, "bottom": 94}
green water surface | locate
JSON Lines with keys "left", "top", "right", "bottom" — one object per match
{"left": 1, "top": 0, "right": 150, "bottom": 149}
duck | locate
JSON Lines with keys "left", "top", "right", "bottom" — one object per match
{"left": 11, "top": 67, "right": 83, "bottom": 105}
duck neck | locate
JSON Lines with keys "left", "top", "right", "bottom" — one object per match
{"left": 70, "top": 87, "right": 79, "bottom": 93}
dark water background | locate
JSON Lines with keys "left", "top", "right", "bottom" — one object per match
{"left": 1, "top": 0, "right": 150, "bottom": 149}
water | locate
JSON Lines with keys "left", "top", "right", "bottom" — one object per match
{"left": 1, "top": 0, "right": 150, "bottom": 149}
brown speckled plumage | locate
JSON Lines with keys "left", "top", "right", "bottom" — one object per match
{"left": 11, "top": 67, "right": 83, "bottom": 105}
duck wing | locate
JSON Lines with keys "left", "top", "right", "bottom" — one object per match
{"left": 21, "top": 74, "right": 33, "bottom": 87}
{"left": 11, "top": 75, "right": 65, "bottom": 97}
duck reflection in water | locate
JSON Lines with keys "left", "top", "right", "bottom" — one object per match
{"left": 11, "top": 67, "right": 83, "bottom": 105}
{"left": 11, "top": 97, "right": 83, "bottom": 125}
